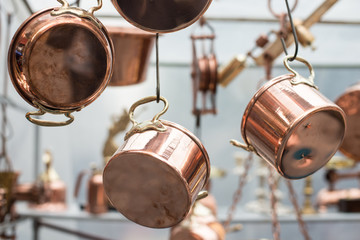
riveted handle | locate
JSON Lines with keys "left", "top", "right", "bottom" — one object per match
{"left": 125, "top": 96, "right": 169, "bottom": 140}
{"left": 196, "top": 190, "right": 208, "bottom": 201}
{"left": 56, "top": 0, "right": 102, "bottom": 14}
{"left": 25, "top": 101, "right": 74, "bottom": 127}
{"left": 283, "top": 55, "right": 317, "bottom": 89}
{"left": 230, "top": 139, "right": 257, "bottom": 153}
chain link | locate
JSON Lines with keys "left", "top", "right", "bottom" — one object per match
{"left": 267, "top": 166, "right": 281, "bottom": 240}
{"left": 285, "top": 180, "right": 311, "bottom": 240}
{"left": 223, "top": 152, "right": 254, "bottom": 230}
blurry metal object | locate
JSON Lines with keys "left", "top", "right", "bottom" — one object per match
{"left": 107, "top": 26, "right": 155, "bottom": 86}
{"left": 294, "top": 20, "right": 316, "bottom": 49}
{"left": 191, "top": 19, "right": 217, "bottom": 115}
{"left": 103, "top": 96, "right": 210, "bottom": 228}
{"left": 218, "top": 55, "right": 247, "bottom": 87}
{"left": 317, "top": 188, "right": 360, "bottom": 213}
{"left": 231, "top": 56, "right": 346, "bottom": 179}
{"left": 29, "top": 150, "right": 66, "bottom": 211}
{"left": 111, "top": 0, "right": 213, "bottom": 33}
{"left": 326, "top": 156, "right": 355, "bottom": 169}
{"left": 74, "top": 164, "right": 107, "bottom": 214}
{"left": 253, "top": 0, "right": 338, "bottom": 65}
{"left": 102, "top": 109, "right": 130, "bottom": 165}
{"left": 335, "top": 82, "right": 360, "bottom": 162}
{"left": 210, "top": 166, "right": 226, "bottom": 179}
{"left": 8, "top": 0, "right": 113, "bottom": 126}
{"left": 301, "top": 176, "right": 316, "bottom": 214}
{"left": 0, "top": 172, "right": 18, "bottom": 222}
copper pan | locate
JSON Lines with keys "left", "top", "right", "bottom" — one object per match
{"left": 231, "top": 56, "right": 346, "bottom": 179}
{"left": 111, "top": 0, "right": 213, "bottom": 33}
{"left": 335, "top": 83, "right": 360, "bottom": 161}
{"left": 106, "top": 26, "right": 155, "bottom": 86}
{"left": 8, "top": 0, "right": 114, "bottom": 126}
{"left": 103, "top": 96, "right": 210, "bottom": 228}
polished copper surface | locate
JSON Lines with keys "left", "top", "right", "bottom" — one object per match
{"left": 107, "top": 26, "right": 155, "bottom": 86}
{"left": 335, "top": 83, "right": 360, "bottom": 161}
{"left": 198, "top": 56, "right": 210, "bottom": 92}
{"left": 111, "top": 0, "right": 213, "bottom": 33}
{"left": 8, "top": 7, "right": 113, "bottom": 111}
{"left": 241, "top": 75, "right": 346, "bottom": 179}
{"left": 103, "top": 120, "right": 210, "bottom": 228}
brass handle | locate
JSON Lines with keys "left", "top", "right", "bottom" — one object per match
{"left": 283, "top": 55, "right": 318, "bottom": 89}
{"left": 26, "top": 101, "right": 74, "bottom": 127}
{"left": 196, "top": 190, "right": 208, "bottom": 201}
{"left": 125, "top": 96, "right": 169, "bottom": 140}
{"left": 57, "top": 0, "right": 70, "bottom": 8}
{"left": 56, "top": 0, "right": 102, "bottom": 14}
{"left": 230, "top": 139, "right": 256, "bottom": 153}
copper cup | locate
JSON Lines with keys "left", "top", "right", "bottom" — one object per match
{"left": 231, "top": 56, "right": 346, "bottom": 179}
{"left": 106, "top": 26, "right": 155, "bottom": 86}
{"left": 335, "top": 83, "right": 360, "bottom": 161}
{"left": 103, "top": 96, "right": 210, "bottom": 228}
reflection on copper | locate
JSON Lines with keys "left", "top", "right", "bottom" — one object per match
{"left": 335, "top": 83, "right": 360, "bottom": 161}
{"left": 8, "top": 8, "right": 113, "bottom": 111}
{"left": 111, "top": 0, "right": 213, "bottom": 33}
{"left": 103, "top": 120, "right": 210, "bottom": 228}
{"left": 241, "top": 75, "right": 346, "bottom": 179}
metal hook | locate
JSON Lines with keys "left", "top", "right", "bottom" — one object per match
{"left": 155, "top": 33, "right": 160, "bottom": 103}
{"left": 280, "top": 0, "right": 299, "bottom": 61}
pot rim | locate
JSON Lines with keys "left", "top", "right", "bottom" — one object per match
{"left": 106, "top": 25, "right": 156, "bottom": 37}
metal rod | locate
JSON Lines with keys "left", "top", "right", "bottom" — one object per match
{"left": 36, "top": 220, "right": 113, "bottom": 240}
{"left": 21, "top": 0, "right": 33, "bottom": 14}
{"left": 155, "top": 33, "right": 160, "bottom": 103}
{"left": 95, "top": 15, "right": 360, "bottom": 25}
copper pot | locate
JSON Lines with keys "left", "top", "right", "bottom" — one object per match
{"left": 335, "top": 83, "right": 360, "bottom": 161}
{"left": 103, "top": 96, "right": 210, "bottom": 228}
{"left": 8, "top": 0, "right": 114, "bottom": 126}
{"left": 111, "top": 0, "right": 213, "bottom": 33}
{"left": 106, "top": 26, "right": 155, "bottom": 86}
{"left": 231, "top": 56, "right": 346, "bottom": 179}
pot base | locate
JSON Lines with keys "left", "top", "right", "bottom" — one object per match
{"left": 103, "top": 152, "right": 190, "bottom": 228}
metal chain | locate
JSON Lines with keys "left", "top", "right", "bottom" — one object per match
{"left": 267, "top": 166, "right": 281, "bottom": 240}
{"left": 223, "top": 152, "right": 254, "bottom": 230}
{"left": 285, "top": 180, "right": 311, "bottom": 240}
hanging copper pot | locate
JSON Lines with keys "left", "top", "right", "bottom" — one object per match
{"left": 231, "top": 56, "right": 346, "bottom": 179}
{"left": 8, "top": 0, "right": 114, "bottom": 126}
{"left": 111, "top": 0, "right": 213, "bottom": 33}
{"left": 106, "top": 26, "right": 155, "bottom": 86}
{"left": 335, "top": 83, "right": 360, "bottom": 162}
{"left": 103, "top": 96, "right": 210, "bottom": 228}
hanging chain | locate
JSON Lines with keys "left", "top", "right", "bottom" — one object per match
{"left": 267, "top": 166, "right": 281, "bottom": 240}
{"left": 223, "top": 152, "right": 254, "bottom": 230}
{"left": 285, "top": 180, "right": 311, "bottom": 240}
{"left": 155, "top": 33, "right": 160, "bottom": 103}
{"left": 280, "top": 0, "right": 299, "bottom": 61}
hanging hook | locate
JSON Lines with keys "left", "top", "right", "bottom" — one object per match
{"left": 280, "top": 0, "right": 299, "bottom": 61}
{"left": 155, "top": 33, "right": 160, "bottom": 103}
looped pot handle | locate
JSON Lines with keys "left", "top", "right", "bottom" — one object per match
{"left": 125, "top": 96, "right": 169, "bottom": 140}
{"left": 57, "top": 0, "right": 102, "bottom": 14}
{"left": 283, "top": 55, "right": 318, "bottom": 89}
{"left": 26, "top": 101, "right": 74, "bottom": 127}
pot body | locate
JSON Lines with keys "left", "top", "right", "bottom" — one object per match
{"left": 103, "top": 120, "right": 210, "bottom": 228}
{"left": 8, "top": 7, "right": 113, "bottom": 111}
{"left": 87, "top": 173, "right": 107, "bottom": 214}
{"left": 107, "top": 26, "right": 155, "bottom": 86}
{"left": 242, "top": 74, "right": 346, "bottom": 179}
{"left": 335, "top": 83, "right": 360, "bottom": 161}
{"left": 111, "top": 0, "right": 212, "bottom": 33}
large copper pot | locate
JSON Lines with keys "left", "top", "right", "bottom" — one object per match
{"left": 103, "top": 96, "right": 210, "bottom": 228}
{"left": 8, "top": 0, "right": 113, "bottom": 126}
{"left": 106, "top": 26, "right": 155, "bottom": 86}
{"left": 335, "top": 83, "right": 360, "bottom": 161}
{"left": 111, "top": 0, "right": 213, "bottom": 33}
{"left": 231, "top": 56, "right": 346, "bottom": 179}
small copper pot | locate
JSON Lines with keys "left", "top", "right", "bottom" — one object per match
{"left": 335, "top": 83, "right": 360, "bottom": 161}
{"left": 111, "top": 0, "right": 213, "bottom": 33}
{"left": 231, "top": 56, "right": 346, "bottom": 179}
{"left": 8, "top": 0, "right": 113, "bottom": 126}
{"left": 103, "top": 96, "right": 210, "bottom": 228}
{"left": 106, "top": 26, "right": 155, "bottom": 86}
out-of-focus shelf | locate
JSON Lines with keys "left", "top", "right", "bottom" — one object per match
{"left": 15, "top": 202, "right": 360, "bottom": 224}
